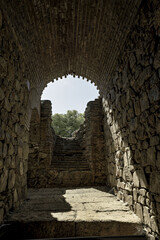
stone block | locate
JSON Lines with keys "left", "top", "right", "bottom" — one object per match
{"left": 0, "top": 57, "right": 7, "bottom": 78}
{"left": 129, "top": 53, "right": 137, "bottom": 69}
{"left": 140, "top": 92, "right": 149, "bottom": 112}
{"left": 8, "top": 143, "right": 14, "bottom": 155}
{"left": 148, "top": 85, "right": 160, "bottom": 103}
{"left": 154, "top": 47, "right": 160, "bottom": 69}
{"left": 18, "top": 146, "right": 23, "bottom": 159}
{"left": 141, "top": 150, "right": 148, "bottom": 167}
{"left": 127, "top": 107, "right": 135, "bottom": 122}
{"left": 134, "top": 99, "right": 141, "bottom": 116}
{"left": 123, "top": 167, "right": 133, "bottom": 182}
{"left": 0, "top": 158, "right": 3, "bottom": 169}
{"left": 137, "top": 66, "right": 152, "bottom": 87}
{"left": 0, "top": 128, "right": 5, "bottom": 140}
{"left": 10, "top": 156, "right": 16, "bottom": 169}
{"left": 129, "top": 132, "right": 137, "bottom": 144}
{"left": 154, "top": 195, "right": 160, "bottom": 202}
{"left": 147, "top": 147, "right": 156, "bottom": 166}
{"left": 125, "top": 194, "right": 133, "bottom": 207}
{"left": 2, "top": 143, "right": 7, "bottom": 158}
{"left": 19, "top": 161, "right": 24, "bottom": 176}
{"left": 0, "top": 141, "right": 2, "bottom": 157}
{"left": 133, "top": 188, "right": 138, "bottom": 202}
{"left": 129, "top": 117, "right": 138, "bottom": 132}
{"left": 156, "top": 202, "right": 160, "bottom": 214}
{"left": 5, "top": 132, "right": 11, "bottom": 144}
{"left": 150, "top": 136, "right": 159, "bottom": 146}
{"left": 146, "top": 198, "right": 150, "bottom": 207}
{"left": 117, "top": 190, "right": 123, "bottom": 200}
{"left": 24, "top": 160, "right": 28, "bottom": 173}
{"left": 150, "top": 216, "right": 159, "bottom": 233}
{"left": 0, "top": 208, "right": 4, "bottom": 223}
{"left": 150, "top": 172, "right": 160, "bottom": 194}
{"left": 8, "top": 169, "right": 16, "bottom": 189}
{"left": 135, "top": 203, "right": 143, "bottom": 221}
{"left": 139, "top": 169, "right": 148, "bottom": 188}
{"left": 14, "top": 189, "right": 18, "bottom": 203}
{"left": 142, "top": 140, "right": 148, "bottom": 149}
{"left": 0, "top": 168, "right": 8, "bottom": 192}
{"left": 139, "top": 188, "right": 146, "bottom": 196}
{"left": 143, "top": 206, "right": 150, "bottom": 225}
{"left": 156, "top": 116, "right": 160, "bottom": 134}
{"left": 5, "top": 156, "right": 11, "bottom": 168}
{"left": 136, "top": 124, "right": 147, "bottom": 141}
{"left": 156, "top": 151, "right": 160, "bottom": 170}
{"left": 124, "top": 182, "right": 132, "bottom": 192}
{"left": 0, "top": 88, "right": 5, "bottom": 101}
{"left": 134, "top": 149, "right": 141, "bottom": 163}
{"left": 23, "top": 143, "right": 29, "bottom": 160}
{"left": 4, "top": 98, "right": 11, "bottom": 112}
{"left": 138, "top": 195, "right": 145, "bottom": 205}
{"left": 133, "top": 171, "right": 140, "bottom": 187}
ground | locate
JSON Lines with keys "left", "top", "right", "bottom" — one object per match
{"left": 6, "top": 186, "right": 143, "bottom": 239}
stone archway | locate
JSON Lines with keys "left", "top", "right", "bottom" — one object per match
{"left": 27, "top": 96, "right": 106, "bottom": 188}
{"left": 0, "top": 0, "right": 160, "bottom": 238}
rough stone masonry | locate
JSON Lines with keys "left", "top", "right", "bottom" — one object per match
{"left": 0, "top": 0, "right": 160, "bottom": 239}
{"left": 28, "top": 98, "right": 105, "bottom": 188}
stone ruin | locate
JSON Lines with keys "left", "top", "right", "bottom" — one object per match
{"left": 28, "top": 98, "right": 105, "bottom": 188}
{"left": 0, "top": 0, "right": 160, "bottom": 239}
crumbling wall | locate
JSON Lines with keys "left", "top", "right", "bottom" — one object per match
{"left": 0, "top": 9, "right": 30, "bottom": 223}
{"left": 28, "top": 101, "right": 55, "bottom": 187}
{"left": 84, "top": 98, "right": 106, "bottom": 184}
{"left": 102, "top": 2, "right": 160, "bottom": 238}
{"left": 28, "top": 98, "right": 106, "bottom": 188}
{"left": 1, "top": 1, "right": 159, "bottom": 238}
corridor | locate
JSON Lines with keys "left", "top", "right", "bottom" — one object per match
{"left": 6, "top": 187, "right": 143, "bottom": 239}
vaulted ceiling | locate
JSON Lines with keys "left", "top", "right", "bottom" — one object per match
{"left": 1, "top": 0, "right": 142, "bottom": 91}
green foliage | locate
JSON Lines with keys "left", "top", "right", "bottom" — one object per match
{"left": 51, "top": 110, "right": 84, "bottom": 137}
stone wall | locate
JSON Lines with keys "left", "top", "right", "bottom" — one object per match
{"left": 0, "top": 10, "right": 30, "bottom": 223}
{"left": 84, "top": 98, "right": 106, "bottom": 184}
{"left": 51, "top": 133, "right": 92, "bottom": 187}
{"left": 28, "top": 101, "right": 55, "bottom": 187}
{"left": 1, "top": 1, "right": 160, "bottom": 238}
{"left": 28, "top": 98, "right": 106, "bottom": 188}
{"left": 102, "top": 2, "right": 160, "bottom": 239}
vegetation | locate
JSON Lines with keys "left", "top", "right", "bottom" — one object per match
{"left": 51, "top": 110, "right": 84, "bottom": 137}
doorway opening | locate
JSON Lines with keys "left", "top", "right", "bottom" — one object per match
{"left": 41, "top": 75, "right": 99, "bottom": 137}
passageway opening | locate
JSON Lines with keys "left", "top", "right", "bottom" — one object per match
{"left": 28, "top": 74, "right": 104, "bottom": 189}
{"left": 41, "top": 74, "right": 99, "bottom": 137}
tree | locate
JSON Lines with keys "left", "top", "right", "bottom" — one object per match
{"left": 51, "top": 110, "right": 84, "bottom": 137}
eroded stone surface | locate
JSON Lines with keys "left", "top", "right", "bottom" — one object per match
{"left": 6, "top": 187, "right": 143, "bottom": 238}
{"left": 28, "top": 99, "right": 105, "bottom": 187}
{"left": 0, "top": 0, "right": 160, "bottom": 239}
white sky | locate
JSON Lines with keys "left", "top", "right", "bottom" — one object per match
{"left": 41, "top": 75, "right": 99, "bottom": 114}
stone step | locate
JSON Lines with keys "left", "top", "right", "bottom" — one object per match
{"left": 52, "top": 162, "right": 89, "bottom": 165}
{"left": 52, "top": 162, "right": 90, "bottom": 166}
{"left": 51, "top": 165, "right": 90, "bottom": 171}
{"left": 53, "top": 152, "right": 84, "bottom": 156}
{"left": 37, "top": 237, "right": 147, "bottom": 240}
{"left": 52, "top": 158, "right": 87, "bottom": 162}
{"left": 52, "top": 167, "right": 90, "bottom": 171}
{"left": 5, "top": 187, "right": 144, "bottom": 239}
{"left": 1, "top": 226, "right": 147, "bottom": 240}
{"left": 52, "top": 161, "right": 90, "bottom": 168}
{"left": 54, "top": 146, "right": 83, "bottom": 149}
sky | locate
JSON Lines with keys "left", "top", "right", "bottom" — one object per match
{"left": 41, "top": 75, "right": 99, "bottom": 114}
